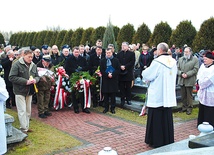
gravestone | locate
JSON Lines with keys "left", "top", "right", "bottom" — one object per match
{"left": 189, "top": 132, "right": 214, "bottom": 148}
{"left": 5, "top": 113, "right": 27, "bottom": 144}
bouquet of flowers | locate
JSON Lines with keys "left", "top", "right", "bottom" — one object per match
{"left": 70, "top": 71, "right": 96, "bottom": 92}
{"left": 53, "top": 66, "right": 71, "bottom": 110}
{"left": 70, "top": 71, "right": 96, "bottom": 109}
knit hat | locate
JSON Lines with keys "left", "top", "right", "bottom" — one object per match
{"left": 204, "top": 50, "right": 214, "bottom": 60}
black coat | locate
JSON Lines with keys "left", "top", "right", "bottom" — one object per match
{"left": 64, "top": 55, "right": 88, "bottom": 76}
{"left": 88, "top": 53, "right": 105, "bottom": 75}
{"left": 1, "top": 57, "right": 13, "bottom": 87}
{"left": 116, "top": 50, "right": 135, "bottom": 81}
{"left": 32, "top": 55, "right": 42, "bottom": 65}
{"left": 51, "top": 53, "right": 63, "bottom": 66}
{"left": 100, "top": 57, "right": 120, "bottom": 93}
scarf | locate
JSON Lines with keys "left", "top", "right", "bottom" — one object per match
{"left": 106, "top": 55, "right": 113, "bottom": 67}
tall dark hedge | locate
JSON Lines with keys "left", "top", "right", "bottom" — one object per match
{"left": 0, "top": 33, "right": 5, "bottom": 45}
{"left": 117, "top": 23, "right": 135, "bottom": 51}
{"left": 192, "top": 17, "right": 214, "bottom": 51}
{"left": 54, "top": 30, "right": 67, "bottom": 48}
{"left": 61, "top": 29, "right": 74, "bottom": 48}
{"left": 80, "top": 27, "right": 94, "bottom": 46}
{"left": 132, "top": 23, "right": 151, "bottom": 45}
{"left": 90, "top": 26, "right": 106, "bottom": 45}
{"left": 170, "top": 20, "right": 196, "bottom": 48}
{"left": 148, "top": 21, "right": 172, "bottom": 47}
{"left": 71, "top": 28, "right": 84, "bottom": 47}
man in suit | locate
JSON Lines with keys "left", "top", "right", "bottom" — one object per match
{"left": 88, "top": 46, "right": 105, "bottom": 107}
{"left": 64, "top": 46, "right": 90, "bottom": 114}
{"left": 117, "top": 42, "right": 135, "bottom": 106}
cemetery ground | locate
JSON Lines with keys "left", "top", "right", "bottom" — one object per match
{"left": 5, "top": 100, "right": 199, "bottom": 155}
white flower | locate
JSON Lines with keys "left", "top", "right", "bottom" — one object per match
{"left": 79, "top": 79, "right": 84, "bottom": 84}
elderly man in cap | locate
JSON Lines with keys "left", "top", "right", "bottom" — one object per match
{"left": 37, "top": 55, "right": 55, "bottom": 118}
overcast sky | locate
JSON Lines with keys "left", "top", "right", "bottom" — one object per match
{"left": 1, "top": 0, "right": 213, "bottom": 33}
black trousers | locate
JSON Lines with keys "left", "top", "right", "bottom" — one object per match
{"left": 72, "top": 91, "right": 84, "bottom": 110}
{"left": 6, "top": 86, "right": 15, "bottom": 107}
{"left": 103, "top": 93, "right": 116, "bottom": 111}
{"left": 119, "top": 81, "right": 132, "bottom": 101}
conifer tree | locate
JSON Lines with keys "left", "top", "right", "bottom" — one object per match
{"left": 102, "top": 18, "right": 117, "bottom": 52}
{"left": 132, "top": 23, "right": 151, "bottom": 45}
{"left": 71, "top": 28, "right": 84, "bottom": 47}
{"left": 170, "top": 20, "right": 196, "bottom": 48}
{"left": 117, "top": 23, "right": 135, "bottom": 51}
{"left": 80, "top": 27, "right": 94, "bottom": 46}
{"left": 61, "top": 29, "right": 74, "bottom": 48}
{"left": 192, "top": 17, "right": 214, "bottom": 51}
{"left": 148, "top": 21, "right": 172, "bottom": 47}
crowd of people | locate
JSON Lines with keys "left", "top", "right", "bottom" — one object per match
{"left": 0, "top": 39, "right": 214, "bottom": 154}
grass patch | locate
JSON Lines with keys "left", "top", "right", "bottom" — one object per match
{"left": 91, "top": 105, "right": 199, "bottom": 125}
{"left": 6, "top": 109, "right": 82, "bottom": 155}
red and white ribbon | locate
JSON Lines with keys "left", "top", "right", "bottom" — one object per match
{"left": 53, "top": 67, "right": 68, "bottom": 110}
{"left": 83, "top": 79, "right": 91, "bottom": 109}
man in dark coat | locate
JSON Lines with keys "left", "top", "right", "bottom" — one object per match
{"left": 32, "top": 48, "right": 42, "bottom": 65}
{"left": 1, "top": 50, "right": 15, "bottom": 108}
{"left": 88, "top": 46, "right": 105, "bottom": 107}
{"left": 100, "top": 48, "right": 120, "bottom": 114}
{"left": 117, "top": 42, "right": 135, "bottom": 106}
{"left": 64, "top": 46, "right": 89, "bottom": 114}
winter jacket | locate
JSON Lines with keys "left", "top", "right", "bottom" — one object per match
{"left": 9, "top": 57, "right": 39, "bottom": 96}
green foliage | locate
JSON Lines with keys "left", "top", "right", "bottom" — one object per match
{"left": 102, "top": 19, "right": 117, "bottom": 51}
{"left": 0, "top": 32, "right": 5, "bottom": 45}
{"left": 9, "top": 33, "right": 15, "bottom": 45}
{"left": 71, "top": 27, "right": 84, "bottom": 47}
{"left": 26, "top": 32, "right": 36, "bottom": 46}
{"left": 148, "top": 21, "right": 172, "bottom": 46}
{"left": 44, "top": 31, "right": 54, "bottom": 46}
{"left": 21, "top": 32, "right": 29, "bottom": 47}
{"left": 132, "top": 23, "right": 151, "bottom": 45}
{"left": 192, "top": 17, "right": 214, "bottom": 51}
{"left": 36, "top": 30, "right": 48, "bottom": 48}
{"left": 61, "top": 29, "right": 74, "bottom": 48}
{"left": 170, "top": 20, "right": 197, "bottom": 48}
{"left": 90, "top": 26, "right": 106, "bottom": 45}
{"left": 49, "top": 31, "right": 59, "bottom": 47}
{"left": 113, "top": 26, "right": 120, "bottom": 41}
{"left": 117, "top": 23, "right": 135, "bottom": 51}
{"left": 6, "top": 109, "right": 82, "bottom": 155}
{"left": 32, "top": 32, "right": 39, "bottom": 47}
{"left": 55, "top": 30, "right": 67, "bottom": 48}
{"left": 80, "top": 27, "right": 94, "bottom": 46}
{"left": 15, "top": 32, "right": 22, "bottom": 47}
{"left": 69, "top": 71, "right": 96, "bottom": 91}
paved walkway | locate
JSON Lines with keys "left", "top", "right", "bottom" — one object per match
{"left": 31, "top": 104, "right": 200, "bottom": 155}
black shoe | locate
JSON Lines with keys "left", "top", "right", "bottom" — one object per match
{"left": 44, "top": 111, "right": 52, "bottom": 116}
{"left": 127, "top": 101, "right": 132, "bottom": 105}
{"left": 38, "top": 114, "right": 47, "bottom": 118}
{"left": 121, "top": 100, "right": 125, "bottom": 107}
{"left": 103, "top": 109, "right": 108, "bottom": 113}
{"left": 110, "top": 109, "right": 115, "bottom": 114}
{"left": 83, "top": 108, "right": 90, "bottom": 114}
{"left": 74, "top": 109, "right": 79, "bottom": 114}
{"left": 186, "top": 109, "right": 192, "bottom": 115}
